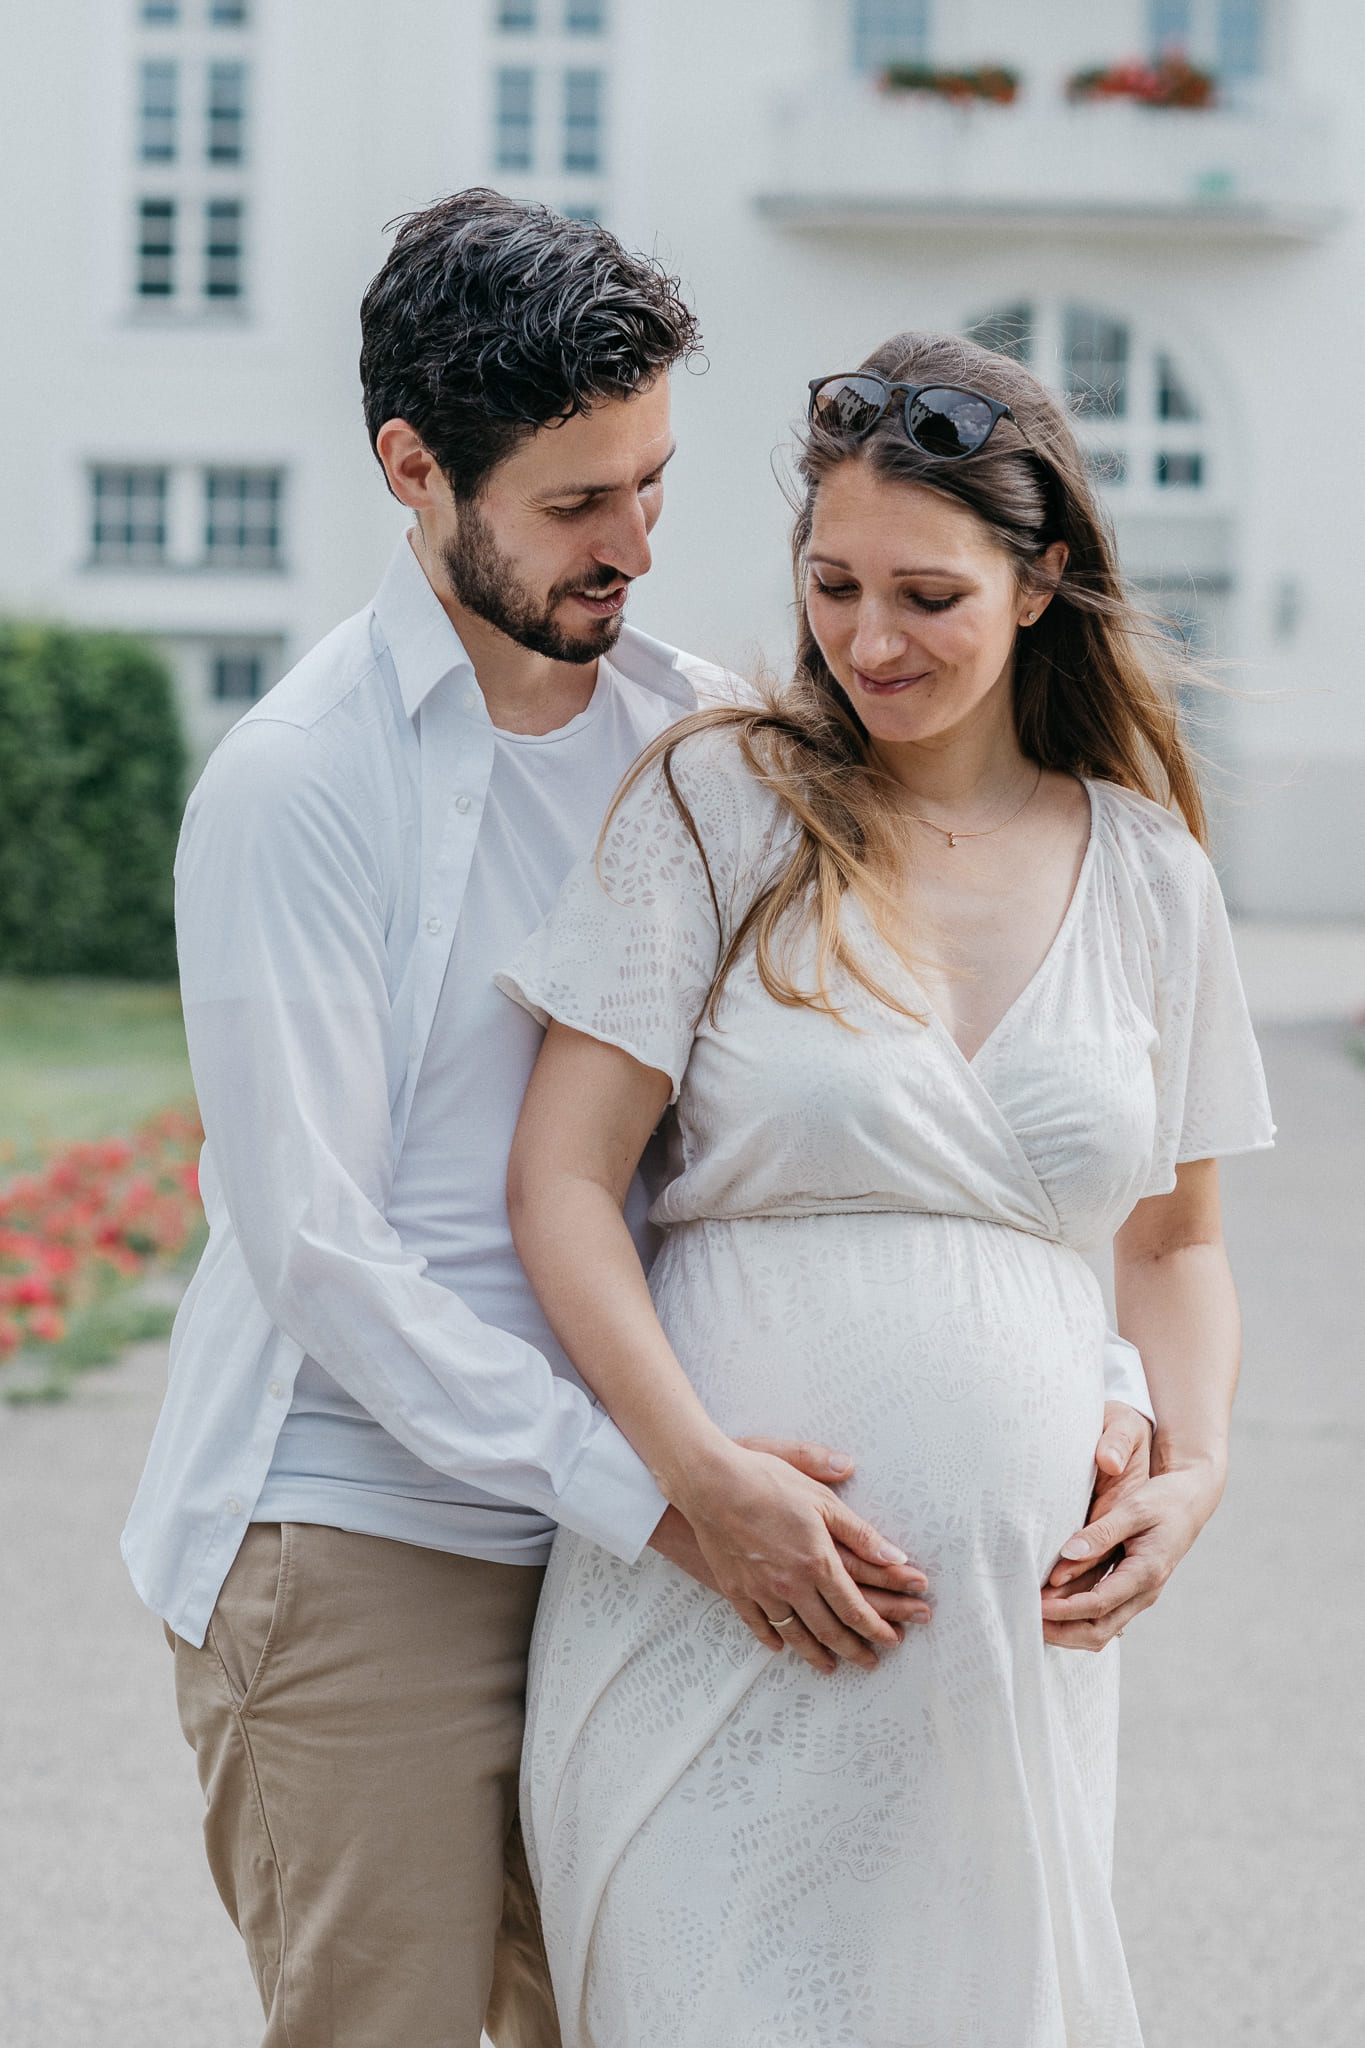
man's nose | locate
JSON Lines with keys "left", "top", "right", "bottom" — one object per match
{"left": 593, "top": 496, "right": 653, "bottom": 582}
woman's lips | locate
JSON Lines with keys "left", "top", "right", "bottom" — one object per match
{"left": 853, "top": 667, "right": 932, "bottom": 695}
{"left": 570, "top": 584, "right": 628, "bottom": 619}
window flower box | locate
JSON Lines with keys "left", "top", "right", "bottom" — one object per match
{"left": 879, "top": 64, "right": 1020, "bottom": 107}
{"left": 1066, "top": 56, "right": 1217, "bottom": 110}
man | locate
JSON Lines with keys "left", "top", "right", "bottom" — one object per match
{"left": 121, "top": 191, "right": 937, "bottom": 2048}
{"left": 124, "top": 191, "right": 1149, "bottom": 2046}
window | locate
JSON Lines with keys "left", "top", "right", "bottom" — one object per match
{"left": 1156, "top": 352, "right": 1200, "bottom": 422}
{"left": 205, "top": 468, "right": 282, "bottom": 567}
{"left": 560, "top": 201, "right": 599, "bottom": 220}
{"left": 1148, "top": 0, "right": 1190, "bottom": 52}
{"left": 90, "top": 468, "right": 168, "bottom": 564}
{"left": 1085, "top": 447, "right": 1128, "bottom": 486}
{"left": 565, "top": 0, "right": 605, "bottom": 30}
{"left": 212, "top": 649, "right": 264, "bottom": 699}
{"left": 207, "top": 61, "right": 247, "bottom": 161}
{"left": 139, "top": 61, "right": 178, "bottom": 160}
{"left": 1147, "top": 0, "right": 1264, "bottom": 77}
{"left": 1065, "top": 306, "right": 1128, "bottom": 419}
{"left": 496, "top": 67, "right": 535, "bottom": 169}
{"left": 137, "top": 198, "right": 176, "bottom": 295}
{"left": 852, "top": 0, "right": 930, "bottom": 73}
{"left": 142, "top": 2, "right": 180, "bottom": 20}
{"left": 209, "top": 1, "right": 248, "bottom": 22}
{"left": 1157, "top": 450, "right": 1204, "bottom": 487}
{"left": 962, "top": 299, "right": 1211, "bottom": 503}
{"left": 1216, "top": 0, "right": 1264, "bottom": 78}
{"left": 497, "top": 0, "right": 537, "bottom": 25}
{"left": 205, "top": 198, "right": 244, "bottom": 297}
{"left": 564, "top": 68, "right": 603, "bottom": 173}
{"left": 966, "top": 302, "right": 1033, "bottom": 363}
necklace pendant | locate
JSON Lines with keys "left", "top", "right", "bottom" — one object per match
{"left": 947, "top": 832, "right": 957, "bottom": 848}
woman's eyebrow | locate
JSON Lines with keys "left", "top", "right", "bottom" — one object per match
{"left": 808, "top": 552, "right": 965, "bottom": 579}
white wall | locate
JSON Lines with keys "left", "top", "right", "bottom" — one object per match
{"left": 0, "top": 0, "right": 1361, "bottom": 911}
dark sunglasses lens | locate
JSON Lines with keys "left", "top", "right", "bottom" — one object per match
{"left": 908, "top": 387, "right": 997, "bottom": 458}
{"left": 811, "top": 375, "right": 890, "bottom": 436}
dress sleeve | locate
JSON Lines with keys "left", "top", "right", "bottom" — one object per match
{"left": 1135, "top": 809, "right": 1275, "bottom": 1196}
{"left": 498, "top": 729, "right": 761, "bottom": 1101}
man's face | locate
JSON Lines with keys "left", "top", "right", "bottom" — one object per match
{"left": 434, "top": 378, "right": 675, "bottom": 664}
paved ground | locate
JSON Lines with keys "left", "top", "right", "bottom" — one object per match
{"left": 2, "top": 1022, "right": 1362, "bottom": 2047}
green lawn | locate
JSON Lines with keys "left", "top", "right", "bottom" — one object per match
{"left": 0, "top": 978, "right": 195, "bottom": 1168}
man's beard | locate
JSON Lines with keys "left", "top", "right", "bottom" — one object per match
{"left": 440, "top": 498, "right": 627, "bottom": 665}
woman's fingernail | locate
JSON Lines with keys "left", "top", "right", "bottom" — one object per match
{"left": 1060, "top": 1537, "right": 1091, "bottom": 1560}
{"left": 912, "top": 1609, "right": 932, "bottom": 1623}
{"left": 879, "top": 1544, "right": 909, "bottom": 1564}
{"left": 826, "top": 1453, "right": 853, "bottom": 1476}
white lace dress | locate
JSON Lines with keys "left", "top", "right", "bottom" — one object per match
{"left": 497, "top": 731, "right": 1273, "bottom": 2048}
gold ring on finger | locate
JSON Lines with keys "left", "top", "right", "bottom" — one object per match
{"left": 771, "top": 1613, "right": 799, "bottom": 1629}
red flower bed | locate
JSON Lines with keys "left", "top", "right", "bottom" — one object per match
{"left": 0, "top": 1107, "right": 204, "bottom": 1358}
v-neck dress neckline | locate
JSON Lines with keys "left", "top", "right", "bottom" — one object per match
{"left": 916, "top": 777, "right": 1099, "bottom": 1074}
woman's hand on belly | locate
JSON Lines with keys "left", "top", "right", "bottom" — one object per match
{"left": 1039, "top": 1462, "right": 1221, "bottom": 1649}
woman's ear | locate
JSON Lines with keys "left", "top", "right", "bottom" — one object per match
{"left": 1018, "top": 540, "right": 1070, "bottom": 628}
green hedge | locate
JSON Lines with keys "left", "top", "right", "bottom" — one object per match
{"left": 0, "top": 625, "right": 186, "bottom": 978}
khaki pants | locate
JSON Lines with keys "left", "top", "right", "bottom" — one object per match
{"left": 169, "top": 1522, "right": 561, "bottom": 2048}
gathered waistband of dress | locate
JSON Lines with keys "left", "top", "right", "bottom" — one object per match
{"left": 653, "top": 1206, "right": 1074, "bottom": 1251}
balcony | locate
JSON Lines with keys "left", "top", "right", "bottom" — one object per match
{"left": 755, "top": 83, "right": 1340, "bottom": 245}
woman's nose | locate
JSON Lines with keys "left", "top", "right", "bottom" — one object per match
{"left": 849, "top": 606, "right": 910, "bottom": 672}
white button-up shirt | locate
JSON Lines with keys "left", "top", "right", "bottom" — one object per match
{"left": 123, "top": 536, "right": 706, "bottom": 1645}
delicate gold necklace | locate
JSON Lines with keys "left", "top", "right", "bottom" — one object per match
{"left": 899, "top": 764, "right": 1043, "bottom": 849}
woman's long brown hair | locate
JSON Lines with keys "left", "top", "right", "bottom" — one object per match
{"left": 611, "top": 328, "right": 1207, "bottom": 1025}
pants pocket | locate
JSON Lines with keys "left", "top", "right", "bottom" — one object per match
{"left": 207, "top": 1521, "right": 293, "bottom": 1714}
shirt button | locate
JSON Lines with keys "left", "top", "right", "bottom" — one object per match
{"left": 426, "top": 917, "right": 442, "bottom": 935}
{"left": 462, "top": 690, "right": 477, "bottom": 711}
{"left": 267, "top": 1380, "right": 284, "bottom": 1400}
{"left": 455, "top": 794, "right": 471, "bottom": 814}
{"left": 226, "top": 1497, "right": 242, "bottom": 1515}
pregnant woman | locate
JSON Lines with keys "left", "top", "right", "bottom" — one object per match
{"left": 499, "top": 331, "right": 1273, "bottom": 2047}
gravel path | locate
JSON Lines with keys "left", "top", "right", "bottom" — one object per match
{"left": 2, "top": 1023, "right": 1361, "bottom": 2047}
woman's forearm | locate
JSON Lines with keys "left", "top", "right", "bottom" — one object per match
{"left": 509, "top": 1165, "right": 730, "bottom": 1500}
{"left": 507, "top": 1023, "right": 919, "bottom": 1672}
{"left": 1114, "top": 1238, "right": 1240, "bottom": 1492}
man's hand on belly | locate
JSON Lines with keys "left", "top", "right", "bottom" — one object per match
{"left": 648, "top": 1438, "right": 933, "bottom": 1675}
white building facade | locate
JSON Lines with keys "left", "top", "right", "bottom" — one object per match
{"left": 2, "top": 0, "right": 1361, "bottom": 913}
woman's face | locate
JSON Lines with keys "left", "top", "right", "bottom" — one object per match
{"left": 804, "top": 459, "right": 1047, "bottom": 753}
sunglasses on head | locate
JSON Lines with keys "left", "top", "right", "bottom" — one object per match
{"left": 807, "top": 373, "right": 1018, "bottom": 460}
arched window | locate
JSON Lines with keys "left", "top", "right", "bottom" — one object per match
{"left": 963, "top": 299, "right": 1232, "bottom": 656}
{"left": 965, "top": 300, "right": 1211, "bottom": 504}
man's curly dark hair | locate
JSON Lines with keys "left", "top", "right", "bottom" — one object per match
{"left": 359, "top": 188, "right": 701, "bottom": 500}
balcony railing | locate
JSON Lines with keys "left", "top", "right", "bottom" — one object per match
{"left": 756, "top": 81, "right": 1339, "bottom": 243}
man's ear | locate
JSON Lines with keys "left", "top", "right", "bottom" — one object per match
{"left": 375, "top": 420, "right": 447, "bottom": 511}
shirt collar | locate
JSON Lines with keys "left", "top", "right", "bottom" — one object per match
{"left": 371, "top": 530, "right": 476, "bottom": 719}
{"left": 370, "top": 526, "right": 701, "bottom": 722}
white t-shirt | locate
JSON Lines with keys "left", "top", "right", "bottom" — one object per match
{"left": 253, "top": 656, "right": 678, "bottom": 1561}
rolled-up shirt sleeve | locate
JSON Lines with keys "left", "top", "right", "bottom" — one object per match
{"left": 176, "top": 715, "right": 666, "bottom": 1562}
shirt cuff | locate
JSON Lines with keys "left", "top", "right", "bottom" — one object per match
{"left": 1102, "top": 1330, "right": 1155, "bottom": 1425}
{"left": 551, "top": 1411, "right": 668, "bottom": 1562}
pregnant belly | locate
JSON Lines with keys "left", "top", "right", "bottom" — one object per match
{"left": 650, "top": 1212, "right": 1107, "bottom": 1588}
